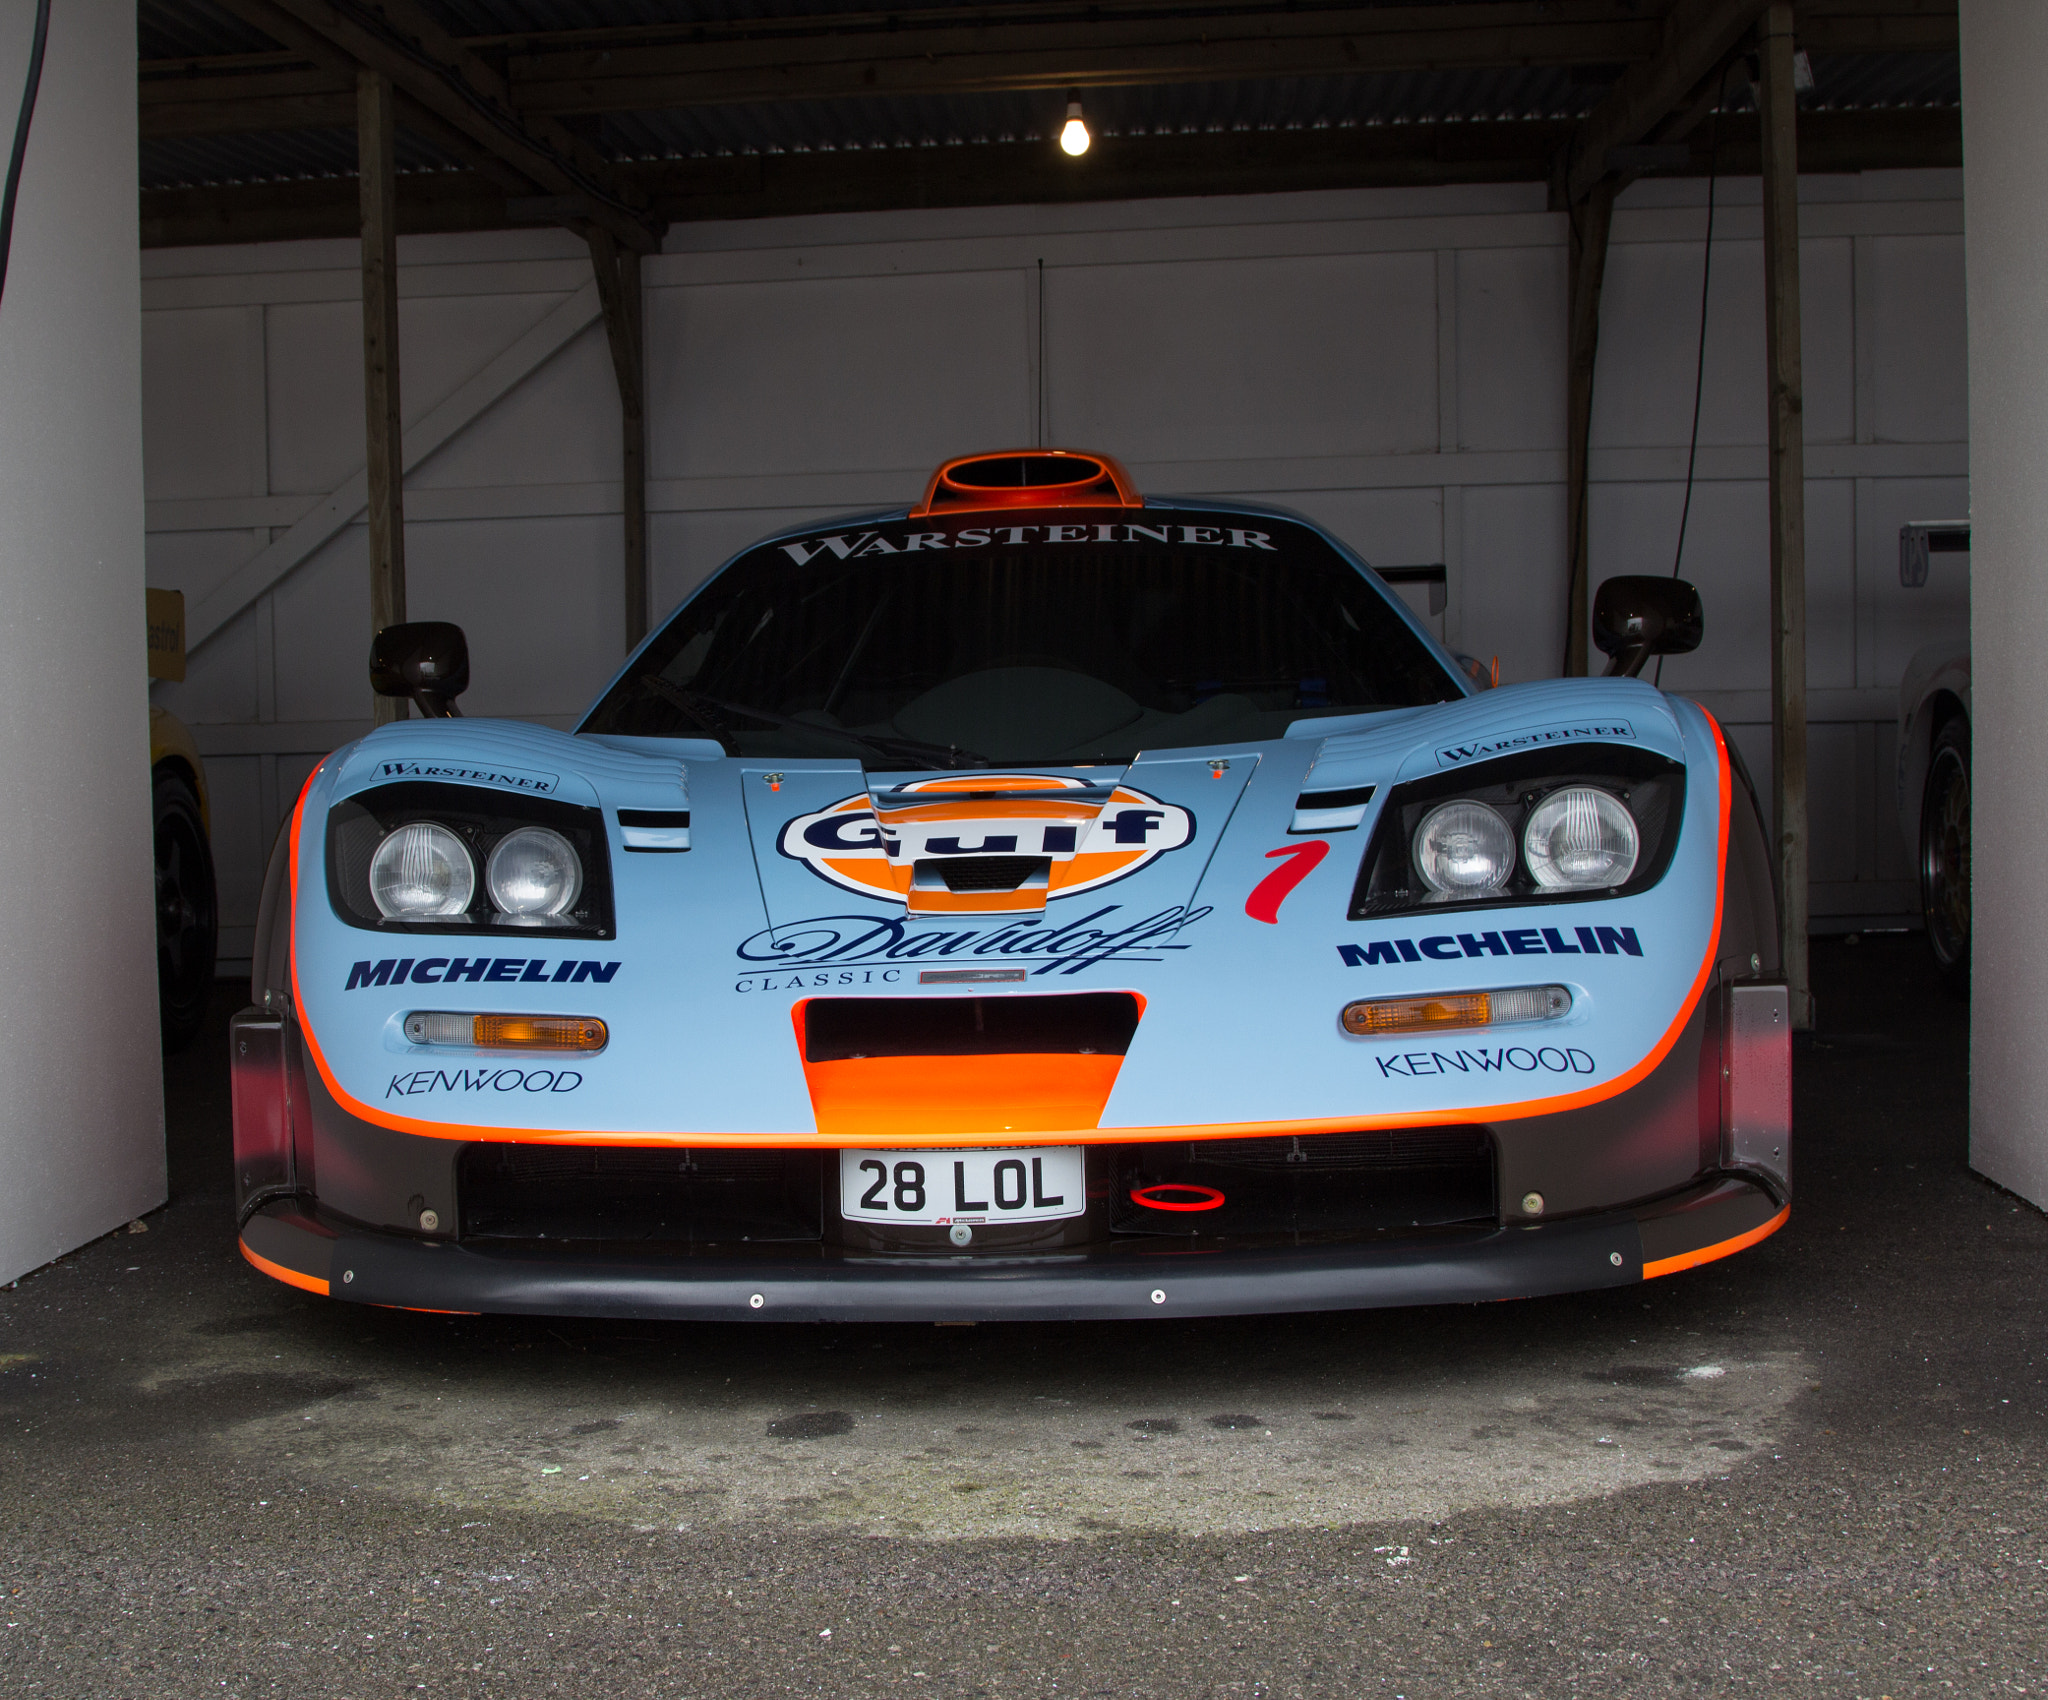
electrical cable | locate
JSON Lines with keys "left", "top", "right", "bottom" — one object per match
{"left": 0, "top": 0, "right": 51, "bottom": 314}
{"left": 1655, "top": 63, "right": 1735, "bottom": 688}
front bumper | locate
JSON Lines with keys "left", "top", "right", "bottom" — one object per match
{"left": 240, "top": 1175, "right": 1785, "bottom": 1323}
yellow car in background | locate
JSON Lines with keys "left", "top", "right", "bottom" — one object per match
{"left": 149, "top": 590, "right": 217, "bottom": 1052}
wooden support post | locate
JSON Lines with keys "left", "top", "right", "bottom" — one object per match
{"left": 359, "top": 68, "right": 407, "bottom": 724}
{"left": 589, "top": 230, "right": 648, "bottom": 649}
{"left": 1757, "top": 0, "right": 1810, "bottom": 1026}
{"left": 1563, "top": 178, "right": 1616, "bottom": 677}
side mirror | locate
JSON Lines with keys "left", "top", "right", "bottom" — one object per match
{"left": 370, "top": 621, "right": 469, "bottom": 718}
{"left": 1593, "top": 576, "right": 1703, "bottom": 679}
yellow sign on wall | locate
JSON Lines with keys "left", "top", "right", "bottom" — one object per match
{"left": 146, "top": 588, "right": 185, "bottom": 683}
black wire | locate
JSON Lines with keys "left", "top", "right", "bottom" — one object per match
{"left": 0, "top": 0, "right": 50, "bottom": 314}
{"left": 1655, "top": 66, "right": 1732, "bottom": 688}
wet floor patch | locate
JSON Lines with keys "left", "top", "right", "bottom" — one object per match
{"left": 177, "top": 1310, "right": 1809, "bottom": 1541}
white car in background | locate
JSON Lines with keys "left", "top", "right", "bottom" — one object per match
{"left": 1895, "top": 522, "right": 1971, "bottom": 997}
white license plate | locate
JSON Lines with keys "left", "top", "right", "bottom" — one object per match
{"left": 838, "top": 1146, "right": 1085, "bottom": 1225}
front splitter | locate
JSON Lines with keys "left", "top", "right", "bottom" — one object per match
{"left": 242, "top": 1202, "right": 1654, "bottom": 1322}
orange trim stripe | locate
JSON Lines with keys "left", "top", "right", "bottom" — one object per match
{"left": 240, "top": 1238, "right": 330, "bottom": 1297}
{"left": 290, "top": 711, "right": 1734, "bottom": 1150}
{"left": 1642, "top": 1203, "right": 1789, "bottom": 1280}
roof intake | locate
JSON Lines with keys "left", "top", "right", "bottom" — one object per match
{"left": 911, "top": 449, "right": 1143, "bottom": 516}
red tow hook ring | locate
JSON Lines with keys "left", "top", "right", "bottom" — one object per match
{"left": 1130, "top": 1183, "right": 1226, "bottom": 1213}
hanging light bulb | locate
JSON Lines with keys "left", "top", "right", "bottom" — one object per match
{"left": 1060, "top": 97, "right": 1091, "bottom": 157}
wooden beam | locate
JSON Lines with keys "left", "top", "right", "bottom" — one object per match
{"left": 1758, "top": 0, "right": 1811, "bottom": 1027}
{"left": 140, "top": 107, "right": 1961, "bottom": 250}
{"left": 1562, "top": 179, "right": 1616, "bottom": 679}
{"left": 212, "top": 0, "right": 661, "bottom": 251}
{"left": 505, "top": 3, "right": 1663, "bottom": 114}
{"left": 360, "top": 68, "right": 407, "bottom": 727}
{"left": 141, "top": 2, "right": 1956, "bottom": 138}
{"left": 1565, "top": 0, "right": 1773, "bottom": 204}
{"left": 587, "top": 231, "right": 648, "bottom": 650}
{"left": 1795, "top": 0, "right": 1957, "bottom": 54}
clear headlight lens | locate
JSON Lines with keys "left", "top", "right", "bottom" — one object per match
{"left": 369, "top": 822, "right": 475, "bottom": 918}
{"left": 1522, "top": 786, "right": 1640, "bottom": 890}
{"left": 485, "top": 825, "right": 583, "bottom": 920}
{"left": 1413, "top": 800, "right": 1516, "bottom": 896}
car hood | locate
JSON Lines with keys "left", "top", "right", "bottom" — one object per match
{"left": 288, "top": 677, "right": 1726, "bottom": 1142}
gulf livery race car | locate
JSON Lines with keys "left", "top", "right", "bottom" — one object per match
{"left": 231, "top": 449, "right": 1790, "bottom": 1321}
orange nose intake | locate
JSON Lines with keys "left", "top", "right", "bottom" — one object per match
{"left": 793, "top": 992, "right": 1142, "bottom": 1142}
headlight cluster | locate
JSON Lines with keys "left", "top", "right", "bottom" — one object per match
{"left": 1350, "top": 744, "right": 1684, "bottom": 920}
{"left": 368, "top": 822, "right": 584, "bottom": 922}
{"left": 1413, "top": 785, "right": 1639, "bottom": 898}
{"left": 328, "top": 784, "right": 613, "bottom": 937}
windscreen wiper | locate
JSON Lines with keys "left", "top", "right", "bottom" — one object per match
{"left": 638, "top": 675, "right": 985, "bottom": 768}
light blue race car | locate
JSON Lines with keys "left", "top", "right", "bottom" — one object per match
{"left": 231, "top": 449, "right": 1790, "bottom": 1321}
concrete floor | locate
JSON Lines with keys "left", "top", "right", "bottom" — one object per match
{"left": 2, "top": 934, "right": 2042, "bottom": 1698}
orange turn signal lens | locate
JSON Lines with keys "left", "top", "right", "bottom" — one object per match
{"left": 474, "top": 1014, "right": 607, "bottom": 1050}
{"left": 405, "top": 1011, "right": 607, "bottom": 1050}
{"left": 1341, "top": 984, "right": 1569, "bottom": 1037}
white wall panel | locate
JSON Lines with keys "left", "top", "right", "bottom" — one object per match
{"left": 1455, "top": 244, "right": 1565, "bottom": 452}
{"left": 410, "top": 320, "right": 619, "bottom": 492}
{"left": 1866, "top": 234, "right": 1969, "bottom": 442}
{"left": 269, "top": 527, "right": 372, "bottom": 723}
{"left": 145, "top": 526, "right": 268, "bottom": 626}
{"left": 1051, "top": 251, "right": 1439, "bottom": 462}
{"left": 648, "top": 269, "right": 1032, "bottom": 481}
{"left": 1806, "top": 721, "right": 1863, "bottom": 884}
{"left": 148, "top": 596, "right": 261, "bottom": 727}
{"left": 408, "top": 515, "right": 628, "bottom": 718}
{"left": 1457, "top": 483, "right": 1568, "bottom": 684}
{"left": 202, "top": 752, "right": 268, "bottom": 958}
{"left": 266, "top": 291, "right": 572, "bottom": 495}
{"left": 142, "top": 305, "right": 264, "bottom": 501}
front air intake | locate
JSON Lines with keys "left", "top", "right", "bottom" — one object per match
{"left": 802, "top": 992, "right": 1139, "bottom": 1061}
{"left": 794, "top": 992, "right": 1144, "bottom": 1140}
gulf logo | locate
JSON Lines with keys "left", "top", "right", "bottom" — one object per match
{"left": 778, "top": 773, "right": 1195, "bottom": 907}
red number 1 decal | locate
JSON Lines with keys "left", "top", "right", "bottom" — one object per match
{"left": 1244, "top": 840, "right": 1330, "bottom": 924}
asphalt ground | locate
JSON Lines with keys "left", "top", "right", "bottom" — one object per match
{"left": 2, "top": 932, "right": 2042, "bottom": 1699}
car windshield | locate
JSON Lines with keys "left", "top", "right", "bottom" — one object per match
{"left": 579, "top": 510, "right": 1462, "bottom": 766}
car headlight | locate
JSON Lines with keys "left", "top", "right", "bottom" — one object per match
{"left": 327, "top": 783, "right": 615, "bottom": 937}
{"left": 1413, "top": 801, "right": 1516, "bottom": 897}
{"left": 1347, "top": 742, "right": 1685, "bottom": 920}
{"left": 1522, "top": 786, "right": 1639, "bottom": 890}
{"left": 369, "top": 821, "right": 475, "bottom": 918}
{"left": 486, "top": 826, "right": 583, "bottom": 922}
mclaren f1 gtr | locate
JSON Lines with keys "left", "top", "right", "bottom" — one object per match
{"left": 232, "top": 449, "right": 1790, "bottom": 1320}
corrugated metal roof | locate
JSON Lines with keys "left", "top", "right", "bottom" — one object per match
{"left": 1807, "top": 51, "right": 1960, "bottom": 109}
{"left": 590, "top": 67, "right": 1605, "bottom": 163}
{"left": 136, "top": 0, "right": 1959, "bottom": 194}
{"left": 143, "top": 130, "right": 465, "bottom": 193}
{"left": 139, "top": 0, "right": 284, "bottom": 61}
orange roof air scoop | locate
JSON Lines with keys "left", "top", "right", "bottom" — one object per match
{"left": 910, "top": 449, "right": 1143, "bottom": 517}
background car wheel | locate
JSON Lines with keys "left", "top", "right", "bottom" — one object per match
{"left": 1919, "top": 716, "right": 1970, "bottom": 999}
{"left": 154, "top": 765, "right": 218, "bottom": 1053}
